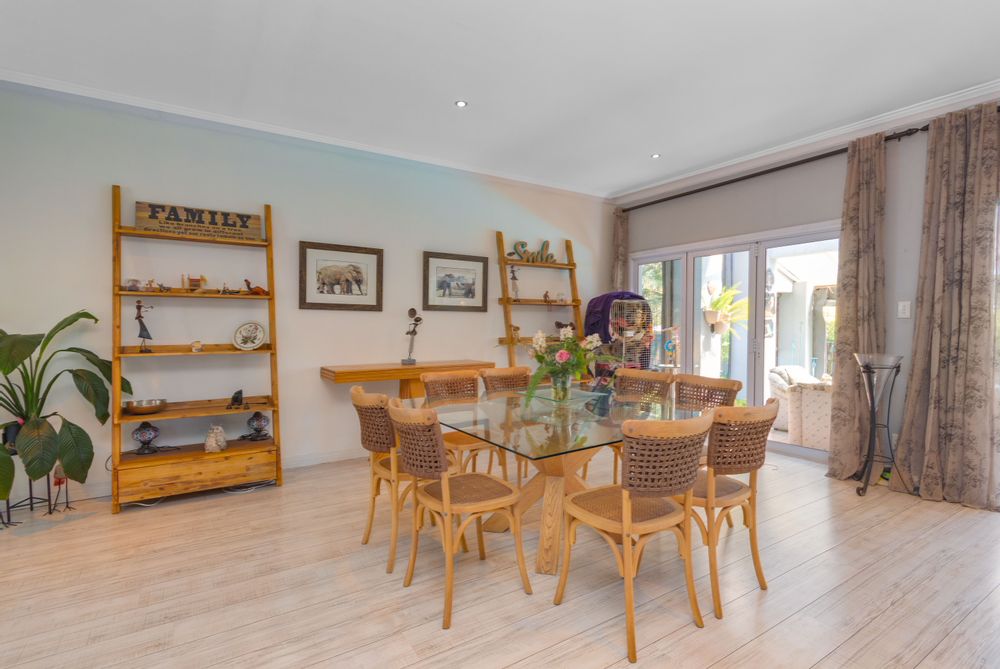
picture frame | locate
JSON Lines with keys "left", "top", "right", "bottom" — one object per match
{"left": 422, "top": 251, "right": 488, "bottom": 312}
{"left": 299, "top": 241, "right": 383, "bottom": 311}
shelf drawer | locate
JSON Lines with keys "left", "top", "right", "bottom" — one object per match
{"left": 117, "top": 447, "right": 277, "bottom": 504}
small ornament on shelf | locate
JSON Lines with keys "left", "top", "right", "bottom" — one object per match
{"left": 226, "top": 389, "right": 250, "bottom": 410}
{"left": 190, "top": 340, "right": 203, "bottom": 353}
{"left": 125, "top": 278, "right": 142, "bottom": 291}
{"left": 241, "top": 411, "right": 272, "bottom": 441}
{"left": 135, "top": 300, "right": 154, "bottom": 353}
{"left": 204, "top": 425, "right": 227, "bottom": 453}
{"left": 509, "top": 266, "right": 520, "bottom": 299}
{"left": 131, "top": 421, "right": 160, "bottom": 455}
{"left": 244, "top": 279, "right": 268, "bottom": 296}
{"left": 401, "top": 308, "right": 423, "bottom": 365}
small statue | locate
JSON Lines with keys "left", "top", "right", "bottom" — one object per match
{"left": 226, "top": 389, "right": 249, "bottom": 410}
{"left": 135, "top": 300, "right": 154, "bottom": 353}
{"left": 244, "top": 279, "right": 268, "bottom": 296}
{"left": 157, "top": 283, "right": 171, "bottom": 293}
{"left": 511, "top": 324, "right": 521, "bottom": 343}
{"left": 221, "top": 283, "right": 240, "bottom": 295}
{"left": 144, "top": 279, "right": 157, "bottom": 291}
{"left": 241, "top": 411, "right": 271, "bottom": 441}
{"left": 543, "top": 291, "right": 552, "bottom": 303}
{"left": 204, "top": 425, "right": 227, "bottom": 453}
{"left": 125, "top": 278, "right": 141, "bottom": 291}
{"left": 401, "top": 308, "right": 423, "bottom": 365}
{"left": 509, "top": 266, "right": 520, "bottom": 300}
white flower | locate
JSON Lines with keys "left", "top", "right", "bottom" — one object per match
{"left": 559, "top": 326, "right": 574, "bottom": 341}
{"left": 583, "top": 333, "right": 602, "bottom": 350}
{"left": 532, "top": 330, "right": 548, "bottom": 353}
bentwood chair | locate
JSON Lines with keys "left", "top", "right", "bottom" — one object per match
{"left": 351, "top": 385, "right": 411, "bottom": 573}
{"left": 479, "top": 366, "right": 531, "bottom": 483}
{"left": 388, "top": 399, "right": 532, "bottom": 629}
{"left": 673, "top": 373, "right": 742, "bottom": 411}
{"left": 603, "top": 368, "right": 675, "bottom": 484}
{"left": 420, "top": 370, "right": 502, "bottom": 477}
{"left": 554, "top": 412, "right": 714, "bottom": 663}
{"left": 688, "top": 399, "right": 778, "bottom": 619}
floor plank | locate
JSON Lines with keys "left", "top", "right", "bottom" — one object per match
{"left": 1, "top": 448, "right": 996, "bottom": 668}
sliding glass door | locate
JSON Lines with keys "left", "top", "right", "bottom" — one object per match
{"left": 692, "top": 250, "right": 751, "bottom": 405}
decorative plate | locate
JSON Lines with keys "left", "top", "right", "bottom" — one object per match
{"left": 233, "top": 321, "right": 266, "bottom": 350}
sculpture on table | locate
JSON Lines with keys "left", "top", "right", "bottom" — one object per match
{"left": 204, "top": 425, "right": 227, "bottom": 453}
{"left": 134, "top": 300, "right": 154, "bottom": 353}
{"left": 401, "top": 308, "right": 423, "bottom": 365}
{"left": 509, "top": 266, "right": 520, "bottom": 300}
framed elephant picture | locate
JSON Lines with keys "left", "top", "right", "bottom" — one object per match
{"left": 299, "top": 241, "right": 383, "bottom": 311}
{"left": 422, "top": 251, "right": 488, "bottom": 312}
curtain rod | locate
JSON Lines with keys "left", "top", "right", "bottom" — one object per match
{"left": 621, "top": 125, "right": 929, "bottom": 213}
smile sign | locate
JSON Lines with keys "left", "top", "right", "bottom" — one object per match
{"left": 135, "top": 201, "right": 262, "bottom": 242}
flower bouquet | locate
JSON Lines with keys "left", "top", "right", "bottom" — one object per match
{"left": 524, "top": 327, "right": 609, "bottom": 403}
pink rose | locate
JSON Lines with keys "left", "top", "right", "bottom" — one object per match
{"left": 555, "top": 349, "right": 571, "bottom": 363}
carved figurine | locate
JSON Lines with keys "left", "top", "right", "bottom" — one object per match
{"left": 401, "top": 308, "right": 423, "bottom": 365}
{"left": 509, "top": 266, "right": 520, "bottom": 300}
{"left": 226, "top": 389, "right": 249, "bottom": 410}
{"left": 244, "top": 279, "right": 268, "bottom": 296}
{"left": 156, "top": 283, "right": 171, "bottom": 293}
{"left": 135, "top": 300, "right": 154, "bottom": 353}
{"left": 543, "top": 291, "right": 552, "bottom": 303}
{"left": 241, "top": 411, "right": 271, "bottom": 441}
{"left": 204, "top": 425, "right": 227, "bottom": 453}
{"left": 511, "top": 324, "right": 521, "bottom": 343}
{"left": 221, "top": 282, "right": 240, "bottom": 295}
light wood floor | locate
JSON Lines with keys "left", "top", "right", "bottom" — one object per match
{"left": 3, "top": 448, "right": 999, "bottom": 668}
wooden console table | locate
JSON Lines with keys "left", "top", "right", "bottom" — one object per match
{"left": 320, "top": 359, "right": 495, "bottom": 398}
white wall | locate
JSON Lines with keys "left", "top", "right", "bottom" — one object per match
{"left": 0, "top": 84, "right": 613, "bottom": 502}
{"left": 628, "top": 138, "right": 928, "bottom": 437}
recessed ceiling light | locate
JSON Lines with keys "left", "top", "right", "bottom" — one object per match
{"left": 650, "top": 153, "right": 661, "bottom": 159}
{"left": 454, "top": 100, "right": 468, "bottom": 108}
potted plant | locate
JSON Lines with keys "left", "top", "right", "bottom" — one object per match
{"left": 704, "top": 284, "right": 749, "bottom": 336}
{"left": 0, "top": 311, "right": 131, "bottom": 500}
{"left": 524, "top": 327, "right": 607, "bottom": 402}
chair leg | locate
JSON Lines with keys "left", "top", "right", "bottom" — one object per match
{"left": 553, "top": 514, "right": 573, "bottom": 604}
{"left": 475, "top": 515, "right": 487, "bottom": 560}
{"left": 680, "top": 526, "right": 704, "bottom": 628}
{"left": 726, "top": 513, "right": 734, "bottom": 529}
{"left": 404, "top": 502, "right": 422, "bottom": 587}
{"left": 581, "top": 461, "right": 589, "bottom": 481}
{"left": 497, "top": 449, "right": 509, "bottom": 481}
{"left": 487, "top": 449, "right": 495, "bottom": 476}
{"left": 511, "top": 509, "right": 533, "bottom": 595}
{"left": 362, "top": 465, "right": 379, "bottom": 545}
{"left": 747, "top": 500, "right": 767, "bottom": 590}
{"left": 387, "top": 477, "right": 400, "bottom": 573}
{"left": 442, "top": 512, "right": 455, "bottom": 629}
{"left": 622, "top": 535, "right": 638, "bottom": 663}
{"left": 612, "top": 447, "right": 620, "bottom": 485}
{"left": 706, "top": 506, "right": 723, "bottom": 619}
{"left": 457, "top": 514, "right": 469, "bottom": 553}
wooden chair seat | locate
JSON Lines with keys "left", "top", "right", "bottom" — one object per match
{"left": 420, "top": 472, "right": 519, "bottom": 511}
{"left": 443, "top": 431, "right": 492, "bottom": 450}
{"left": 564, "top": 485, "right": 685, "bottom": 535}
{"left": 690, "top": 471, "right": 750, "bottom": 506}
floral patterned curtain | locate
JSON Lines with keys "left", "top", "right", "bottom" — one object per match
{"left": 827, "top": 133, "right": 887, "bottom": 480}
{"left": 611, "top": 207, "right": 629, "bottom": 290}
{"left": 891, "top": 103, "right": 1000, "bottom": 511}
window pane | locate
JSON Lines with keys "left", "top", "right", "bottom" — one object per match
{"left": 693, "top": 251, "right": 750, "bottom": 404}
{"left": 639, "top": 260, "right": 682, "bottom": 368}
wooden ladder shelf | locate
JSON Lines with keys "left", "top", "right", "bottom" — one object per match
{"left": 110, "top": 185, "right": 283, "bottom": 513}
{"left": 495, "top": 231, "right": 584, "bottom": 365}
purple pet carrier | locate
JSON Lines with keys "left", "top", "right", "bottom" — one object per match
{"left": 584, "top": 291, "right": 645, "bottom": 343}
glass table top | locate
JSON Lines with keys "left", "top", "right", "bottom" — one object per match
{"left": 416, "top": 384, "right": 700, "bottom": 461}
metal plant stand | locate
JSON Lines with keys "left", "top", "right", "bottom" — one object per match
{"left": 855, "top": 353, "right": 902, "bottom": 497}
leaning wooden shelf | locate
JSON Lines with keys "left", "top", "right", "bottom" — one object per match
{"left": 110, "top": 184, "right": 283, "bottom": 513}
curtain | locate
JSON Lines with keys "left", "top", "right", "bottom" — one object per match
{"left": 891, "top": 103, "right": 1000, "bottom": 511}
{"left": 611, "top": 207, "right": 629, "bottom": 290}
{"left": 827, "top": 133, "right": 887, "bottom": 480}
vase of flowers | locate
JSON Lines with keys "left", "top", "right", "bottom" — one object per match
{"left": 525, "top": 327, "right": 606, "bottom": 403}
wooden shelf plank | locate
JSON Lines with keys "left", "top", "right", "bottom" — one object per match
{"left": 117, "top": 394, "right": 274, "bottom": 424}
{"left": 116, "top": 290, "right": 270, "bottom": 300}
{"left": 497, "top": 298, "right": 580, "bottom": 306}
{"left": 118, "top": 438, "right": 277, "bottom": 469}
{"left": 502, "top": 259, "right": 575, "bottom": 270}
{"left": 118, "top": 343, "right": 273, "bottom": 358}
{"left": 498, "top": 336, "right": 562, "bottom": 345}
{"left": 116, "top": 227, "right": 268, "bottom": 247}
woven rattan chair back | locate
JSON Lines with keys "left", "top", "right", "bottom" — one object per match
{"left": 388, "top": 398, "right": 449, "bottom": 479}
{"left": 350, "top": 385, "right": 394, "bottom": 454}
{"left": 479, "top": 366, "right": 531, "bottom": 393}
{"left": 420, "top": 370, "right": 480, "bottom": 400}
{"left": 613, "top": 368, "right": 674, "bottom": 402}
{"left": 673, "top": 374, "right": 742, "bottom": 411}
{"left": 619, "top": 412, "right": 714, "bottom": 497}
{"left": 707, "top": 399, "right": 779, "bottom": 475}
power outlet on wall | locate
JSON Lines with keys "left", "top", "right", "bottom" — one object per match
{"left": 896, "top": 301, "right": 912, "bottom": 319}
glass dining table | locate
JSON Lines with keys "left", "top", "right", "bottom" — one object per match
{"left": 416, "top": 384, "right": 699, "bottom": 575}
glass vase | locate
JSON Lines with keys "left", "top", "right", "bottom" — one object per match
{"left": 551, "top": 373, "right": 571, "bottom": 402}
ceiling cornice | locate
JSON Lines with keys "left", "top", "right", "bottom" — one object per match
{"left": 0, "top": 68, "right": 611, "bottom": 202}
{"left": 613, "top": 77, "right": 1000, "bottom": 208}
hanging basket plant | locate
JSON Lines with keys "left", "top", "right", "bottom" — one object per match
{"left": 703, "top": 284, "right": 748, "bottom": 337}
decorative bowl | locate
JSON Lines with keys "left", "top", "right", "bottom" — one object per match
{"left": 123, "top": 399, "right": 167, "bottom": 415}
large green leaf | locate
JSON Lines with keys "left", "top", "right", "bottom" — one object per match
{"left": 0, "top": 447, "right": 14, "bottom": 500}
{"left": 0, "top": 333, "right": 43, "bottom": 375}
{"left": 64, "top": 347, "right": 133, "bottom": 395}
{"left": 70, "top": 369, "right": 110, "bottom": 424}
{"left": 57, "top": 418, "right": 94, "bottom": 483}
{"left": 16, "top": 417, "right": 59, "bottom": 480}
{"left": 40, "top": 311, "right": 98, "bottom": 353}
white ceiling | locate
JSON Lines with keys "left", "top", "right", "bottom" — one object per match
{"left": 2, "top": 1, "right": 1000, "bottom": 198}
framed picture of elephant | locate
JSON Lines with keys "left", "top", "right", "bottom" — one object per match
{"left": 422, "top": 251, "right": 488, "bottom": 312}
{"left": 299, "top": 241, "right": 383, "bottom": 311}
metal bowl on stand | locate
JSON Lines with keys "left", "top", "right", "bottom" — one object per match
{"left": 122, "top": 399, "right": 167, "bottom": 415}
